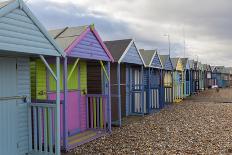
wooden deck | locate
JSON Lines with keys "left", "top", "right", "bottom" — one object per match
{"left": 66, "top": 129, "right": 106, "bottom": 150}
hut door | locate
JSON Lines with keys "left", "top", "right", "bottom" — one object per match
{"left": 0, "top": 58, "right": 18, "bottom": 155}
{"left": 132, "top": 68, "right": 142, "bottom": 113}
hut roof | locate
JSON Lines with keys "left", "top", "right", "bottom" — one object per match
{"left": 49, "top": 26, "right": 88, "bottom": 50}
{"left": 49, "top": 25, "right": 114, "bottom": 61}
{"left": 159, "top": 55, "right": 169, "bottom": 66}
{"left": 104, "top": 39, "right": 132, "bottom": 62}
{"left": 171, "top": 58, "right": 179, "bottom": 69}
{"left": 0, "top": 0, "right": 65, "bottom": 56}
{"left": 139, "top": 49, "right": 156, "bottom": 66}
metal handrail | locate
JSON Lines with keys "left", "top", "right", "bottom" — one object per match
{"left": 0, "top": 96, "right": 27, "bottom": 101}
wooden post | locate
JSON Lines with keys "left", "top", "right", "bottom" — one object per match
{"left": 148, "top": 68, "right": 151, "bottom": 113}
{"left": 107, "top": 62, "right": 112, "bottom": 132}
{"left": 160, "top": 69, "right": 163, "bottom": 108}
{"left": 63, "top": 57, "right": 68, "bottom": 149}
{"left": 117, "top": 63, "right": 122, "bottom": 127}
{"left": 141, "top": 65, "right": 144, "bottom": 115}
{"left": 56, "top": 57, "right": 61, "bottom": 155}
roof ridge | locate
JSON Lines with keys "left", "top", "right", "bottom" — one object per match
{"left": 54, "top": 27, "right": 68, "bottom": 39}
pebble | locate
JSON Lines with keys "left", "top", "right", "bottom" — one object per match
{"left": 73, "top": 88, "right": 232, "bottom": 154}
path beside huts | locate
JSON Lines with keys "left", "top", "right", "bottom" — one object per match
{"left": 67, "top": 88, "right": 232, "bottom": 154}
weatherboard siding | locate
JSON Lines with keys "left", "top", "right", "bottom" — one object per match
{"left": 164, "top": 58, "right": 173, "bottom": 70}
{"left": 121, "top": 43, "right": 143, "bottom": 65}
{"left": 151, "top": 54, "right": 162, "bottom": 68}
{"left": 69, "top": 30, "right": 110, "bottom": 61}
{"left": 17, "top": 57, "right": 30, "bottom": 155}
{"left": 0, "top": 9, "right": 59, "bottom": 56}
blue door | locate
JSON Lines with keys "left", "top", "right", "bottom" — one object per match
{"left": 0, "top": 58, "right": 18, "bottom": 155}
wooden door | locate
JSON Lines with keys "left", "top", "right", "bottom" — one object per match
{"left": 0, "top": 57, "right": 18, "bottom": 155}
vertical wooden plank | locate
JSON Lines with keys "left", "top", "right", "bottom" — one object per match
{"left": 100, "top": 98, "right": 103, "bottom": 128}
{"left": 33, "top": 107, "right": 38, "bottom": 151}
{"left": 48, "top": 108, "right": 53, "bottom": 153}
{"left": 38, "top": 107, "right": 42, "bottom": 152}
{"left": 78, "top": 62, "right": 81, "bottom": 132}
{"left": 86, "top": 96, "right": 89, "bottom": 129}
{"left": 107, "top": 62, "right": 112, "bottom": 132}
{"left": 55, "top": 57, "right": 61, "bottom": 155}
{"left": 44, "top": 108, "right": 48, "bottom": 152}
{"left": 63, "top": 57, "right": 68, "bottom": 149}
{"left": 28, "top": 105, "right": 32, "bottom": 152}
{"left": 117, "top": 63, "right": 122, "bottom": 126}
{"left": 148, "top": 68, "right": 151, "bottom": 112}
{"left": 93, "top": 97, "right": 96, "bottom": 128}
{"left": 103, "top": 97, "right": 107, "bottom": 130}
{"left": 90, "top": 98, "right": 93, "bottom": 128}
{"left": 97, "top": 97, "right": 100, "bottom": 128}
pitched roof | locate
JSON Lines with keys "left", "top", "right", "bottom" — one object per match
{"left": 159, "top": 55, "right": 169, "bottom": 66}
{"left": 180, "top": 58, "right": 188, "bottom": 69}
{"left": 171, "top": 58, "right": 179, "bottom": 69}
{"left": 0, "top": 0, "right": 65, "bottom": 56}
{"left": 49, "top": 26, "right": 88, "bottom": 50}
{"left": 104, "top": 39, "right": 132, "bottom": 62}
{"left": 189, "top": 60, "right": 194, "bottom": 69}
{"left": 139, "top": 49, "right": 156, "bottom": 66}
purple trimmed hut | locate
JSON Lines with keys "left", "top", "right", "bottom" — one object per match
{"left": 31, "top": 25, "right": 114, "bottom": 150}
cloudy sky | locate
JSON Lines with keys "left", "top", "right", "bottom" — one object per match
{"left": 22, "top": 0, "right": 232, "bottom": 66}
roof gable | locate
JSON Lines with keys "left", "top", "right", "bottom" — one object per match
{"left": 160, "top": 55, "right": 173, "bottom": 70}
{"left": 151, "top": 52, "right": 162, "bottom": 68}
{"left": 105, "top": 39, "right": 143, "bottom": 65}
{"left": 50, "top": 25, "right": 113, "bottom": 61}
{"left": 104, "top": 39, "right": 132, "bottom": 62}
{"left": 139, "top": 49, "right": 154, "bottom": 67}
{"left": 0, "top": 0, "right": 64, "bottom": 56}
{"left": 176, "top": 58, "right": 184, "bottom": 71}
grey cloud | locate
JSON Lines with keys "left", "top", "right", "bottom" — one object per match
{"left": 27, "top": 0, "right": 232, "bottom": 66}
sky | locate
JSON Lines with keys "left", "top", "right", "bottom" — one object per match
{"left": 12, "top": 0, "right": 232, "bottom": 66}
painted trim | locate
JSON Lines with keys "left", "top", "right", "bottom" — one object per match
{"left": 21, "top": 0, "right": 65, "bottom": 57}
{"left": 149, "top": 51, "right": 163, "bottom": 69}
{"left": 64, "top": 26, "right": 114, "bottom": 62}
{"left": 118, "top": 39, "right": 144, "bottom": 65}
{"left": 100, "top": 61, "right": 109, "bottom": 81}
{"left": 65, "top": 27, "right": 90, "bottom": 55}
{"left": 67, "top": 58, "right": 79, "bottom": 81}
{"left": 118, "top": 39, "right": 133, "bottom": 64}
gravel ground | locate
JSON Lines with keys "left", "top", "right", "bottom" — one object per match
{"left": 70, "top": 88, "right": 232, "bottom": 155}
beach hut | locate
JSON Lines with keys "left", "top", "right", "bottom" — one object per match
{"left": 104, "top": 39, "right": 144, "bottom": 126}
{"left": 180, "top": 58, "right": 191, "bottom": 97}
{"left": 198, "top": 62, "right": 205, "bottom": 91}
{"left": 0, "top": 0, "right": 65, "bottom": 155}
{"left": 171, "top": 58, "right": 184, "bottom": 103}
{"left": 193, "top": 61, "right": 200, "bottom": 93}
{"left": 203, "top": 64, "right": 213, "bottom": 89}
{"left": 31, "top": 25, "right": 114, "bottom": 150}
{"left": 160, "top": 55, "right": 173, "bottom": 104}
{"left": 212, "top": 66, "right": 225, "bottom": 88}
{"left": 223, "top": 68, "right": 230, "bottom": 87}
{"left": 139, "top": 49, "right": 163, "bottom": 114}
{"left": 189, "top": 60, "right": 195, "bottom": 94}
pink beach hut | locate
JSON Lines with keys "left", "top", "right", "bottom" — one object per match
{"left": 31, "top": 25, "right": 114, "bottom": 151}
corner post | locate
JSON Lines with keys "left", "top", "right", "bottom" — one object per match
{"left": 107, "top": 62, "right": 112, "bottom": 132}
{"left": 117, "top": 63, "right": 122, "bottom": 126}
{"left": 141, "top": 65, "right": 144, "bottom": 115}
{"left": 56, "top": 57, "right": 61, "bottom": 155}
{"left": 63, "top": 57, "right": 68, "bottom": 149}
{"left": 148, "top": 68, "right": 151, "bottom": 113}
